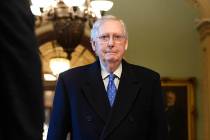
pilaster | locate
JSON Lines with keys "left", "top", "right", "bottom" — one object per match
{"left": 196, "top": 18, "right": 210, "bottom": 140}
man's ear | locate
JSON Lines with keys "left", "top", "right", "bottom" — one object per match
{"left": 125, "top": 40, "right": 128, "bottom": 50}
{"left": 91, "top": 40, "right": 96, "bottom": 51}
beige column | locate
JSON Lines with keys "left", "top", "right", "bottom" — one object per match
{"left": 196, "top": 10, "right": 210, "bottom": 140}
{"left": 190, "top": 0, "right": 210, "bottom": 139}
{"left": 193, "top": 0, "right": 210, "bottom": 140}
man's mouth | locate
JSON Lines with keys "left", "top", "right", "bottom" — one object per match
{"left": 106, "top": 51, "right": 116, "bottom": 54}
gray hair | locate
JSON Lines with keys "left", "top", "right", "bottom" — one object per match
{"left": 90, "top": 15, "right": 128, "bottom": 40}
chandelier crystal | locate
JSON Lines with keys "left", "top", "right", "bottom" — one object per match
{"left": 30, "top": 0, "right": 113, "bottom": 19}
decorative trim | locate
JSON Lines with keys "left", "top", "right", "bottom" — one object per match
{"left": 196, "top": 18, "right": 210, "bottom": 41}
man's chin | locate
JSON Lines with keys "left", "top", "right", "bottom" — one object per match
{"left": 105, "top": 58, "right": 117, "bottom": 63}
{"left": 103, "top": 59, "right": 120, "bottom": 70}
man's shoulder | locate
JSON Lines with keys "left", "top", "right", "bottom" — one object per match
{"left": 129, "top": 63, "right": 159, "bottom": 74}
{"left": 59, "top": 63, "right": 93, "bottom": 78}
{"left": 125, "top": 61, "right": 160, "bottom": 79}
{"left": 62, "top": 64, "right": 93, "bottom": 75}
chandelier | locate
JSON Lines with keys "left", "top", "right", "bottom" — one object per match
{"left": 30, "top": 0, "right": 113, "bottom": 19}
{"left": 30, "top": 0, "right": 113, "bottom": 80}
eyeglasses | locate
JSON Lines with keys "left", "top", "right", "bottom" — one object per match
{"left": 97, "top": 34, "right": 126, "bottom": 44}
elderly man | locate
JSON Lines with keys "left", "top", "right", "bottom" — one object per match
{"left": 47, "top": 15, "right": 168, "bottom": 140}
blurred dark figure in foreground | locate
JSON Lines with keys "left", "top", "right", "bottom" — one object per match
{"left": 0, "top": 0, "right": 44, "bottom": 139}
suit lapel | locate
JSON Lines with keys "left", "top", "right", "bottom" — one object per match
{"left": 101, "top": 60, "right": 142, "bottom": 139}
{"left": 82, "top": 60, "right": 111, "bottom": 123}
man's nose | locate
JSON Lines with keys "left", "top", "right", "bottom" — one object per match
{"left": 108, "top": 36, "right": 114, "bottom": 47}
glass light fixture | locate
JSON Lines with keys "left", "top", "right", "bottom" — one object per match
{"left": 63, "top": 0, "right": 86, "bottom": 6}
{"left": 91, "top": 0, "right": 113, "bottom": 11}
{"left": 31, "top": 0, "right": 55, "bottom": 8}
{"left": 30, "top": 0, "right": 113, "bottom": 18}
{"left": 49, "top": 57, "right": 71, "bottom": 76}
{"left": 43, "top": 73, "right": 57, "bottom": 81}
{"left": 30, "top": 5, "right": 42, "bottom": 16}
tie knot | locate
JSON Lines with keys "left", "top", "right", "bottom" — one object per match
{"left": 109, "top": 73, "right": 115, "bottom": 81}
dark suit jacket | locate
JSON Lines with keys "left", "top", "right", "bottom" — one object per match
{"left": 0, "top": 1, "right": 44, "bottom": 140}
{"left": 47, "top": 59, "right": 168, "bottom": 140}
{"left": 166, "top": 105, "right": 187, "bottom": 140}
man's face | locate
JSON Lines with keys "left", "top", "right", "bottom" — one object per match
{"left": 92, "top": 20, "right": 128, "bottom": 72}
{"left": 166, "top": 92, "right": 176, "bottom": 107}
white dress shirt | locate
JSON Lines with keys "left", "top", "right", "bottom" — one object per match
{"left": 100, "top": 63, "right": 122, "bottom": 91}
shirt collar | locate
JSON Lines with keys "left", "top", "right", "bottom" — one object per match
{"left": 101, "top": 63, "right": 122, "bottom": 80}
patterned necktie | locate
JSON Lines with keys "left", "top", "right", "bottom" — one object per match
{"left": 107, "top": 73, "right": 117, "bottom": 107}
